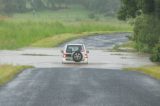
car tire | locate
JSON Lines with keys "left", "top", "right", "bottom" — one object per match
{"left": 72, "top": 51, "right": 83, "bottom": 62}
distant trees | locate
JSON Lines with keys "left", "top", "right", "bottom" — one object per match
{"left": 31, "top": 0, "right": 46, "bottom": 10}
{"left": 1, "top": 0, "right": 16, "bottom": 14}
{"left": 118, "top": 0, "right": 160, "bottom": 20}
{"left": 0, "top": 0, "right": 27, "bottom": 14}
{"left": 118, "top": 0, "right": 139, "bottom": 20}
{"left": 78, "top": 0, "right": 120, "bottom": 16}
{"left": 0, "top": 0, "right": 121, "bottom": 16}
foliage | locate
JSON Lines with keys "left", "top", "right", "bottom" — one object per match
{"left": 0, "top": 65, "right": 32, "bottom": 86}
{"left": 88, "top": 13, "right": 96, "bottom": 19}
{"left": 0, "top": 20, "right": 132, "bottom": 49}
{"left": 0, "top": 0, "right": 120, "bottom": 16}
{"left": 0, "top": 7, "right": 132, "bottom": 50}
{"left": 150, "top": 43, "right": 160, "bottom": 62}
{"left": 118, "top": 0, "right": 160, "bottom": 62}
{"left": 118, "top": 0, "right": 160, "bottom": 20}
{"left": 118, "top": 0, "right": 139, "bottom": 20}
{"left": 125, "top": 65, "right": 160, "bottom": 79}
{"left": 134, "top": 15, "right": 160, "bottom": 49}
{"left": 1, "top": 0, "right": 27, "bottom": 14}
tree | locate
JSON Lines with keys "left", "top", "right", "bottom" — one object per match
{"left": 118, "top": 0, "right": 160, "bottom": 62}
{"left": 0, "top": 0, "right": 121, "bottom": 15}
{"left": 31, "top": 0, "right": 45, "bottom": 11}
{"left": 118, "top": 0, "right": 139, "bottom": 20}
{"left": 2, "top": 0, "right": 15, "bottom": 14}
{"left": 155, "top": 0, "right": 160, "bottom": 18}
{"left": 142, "top": 0, "right": 155, "bottom": 14}
{"left": 15, "top": 0, "right": 27, "bottom": 13}
{"left": 118, "top": 0, "right": 160, "bottom": 20}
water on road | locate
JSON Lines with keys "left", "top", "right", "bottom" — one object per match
{"left": 0, "top": 33, "right": 159, "bottom": 106}
{"left": 0, "top": 68, "right": 159, "bottom": 106}
{"left": 0, "top": 33, "right": 154, "bottom": 69}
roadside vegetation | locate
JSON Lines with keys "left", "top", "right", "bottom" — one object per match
{"left": 0, "top": 65, "right": 32, "bottom": 86}
{"left": 0, "top": 7, "right": 132, "bottom": 50}
{"left": 125, "top": 65, "right": 160, "bottom": 79}
{"left": 31, "top": 32, "right": 103, "bottom": 47}
{"left": 118, "top": 0, "right": 160, "bottom": 79}
{"left": 118, "top": 0, "right": 160, "bottom": 62}
{"left": 0, "top": 0, "right": 133, "bottom": 85}
{"left": 113, "top": 41, "right": 136, "bottom": 52}
{"left": 0, "top": 0, "right": 133, "bottom": 50}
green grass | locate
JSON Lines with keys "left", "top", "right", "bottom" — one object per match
{"left": 124, "top": 65, "right": 160, "bottom": 79}
{"left": 0, "top": 65, "right": 32, "bottom": 86}
{"left": 12, "top": 6, "right": 90, "bottom": 22}
{"left": 0, "top": 7, "right": 133, "bottom": 50}
{"left": 31, "top": 31, "right": 115, "bottom": 47}
{"left": 0, "top": 20, "right": 132, "bottom": 49}
{"left": 120, "top": 41, "right": 135, "bottom": 48}
{"left": 112, "top": 41, "right": 136, "bottom": 52}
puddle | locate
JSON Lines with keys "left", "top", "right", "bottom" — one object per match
{"left": 60, "top": 33, "right": 130, "bottom": 49}
{"left": 0, "top": 33, "right": 155, "bottom": 69}
{"left": 22, "top": 54, "right": 59, "bottom": 56}
{"left": 110, "top": 53, "right": 124, "bottom": 56}
{"left": 0, "top": 48, "right": 155, "bottom": 69}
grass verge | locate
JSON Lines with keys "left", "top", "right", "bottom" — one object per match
{"left": 124, "top": 65, "right": 160, "bottom": 79}
{"left": 112, "top": 41, "right": 136, "bottom": 52}
{"left": 0, "top": 65, "right": 32, "bottom": 86}
{"left": 0, "top": 19, "right": 132, "bottom": 50}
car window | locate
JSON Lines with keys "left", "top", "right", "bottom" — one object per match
{"left": 66, "top": 45, "right": 82, "bottom": 53}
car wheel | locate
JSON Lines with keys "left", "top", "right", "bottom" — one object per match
{"left": 72, "top": 51, "right": 83, "bottom": 62}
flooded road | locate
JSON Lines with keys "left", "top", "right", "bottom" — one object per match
{"left": 0, "top": 33, "right": 159, "bottom": 106}
{"left": 0, "top": 33, "right": 154, "bottom": 69}
{"left": 61, "top": 33, "right": 129, "bottom": 49}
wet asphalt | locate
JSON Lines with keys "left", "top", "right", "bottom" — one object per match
{"left": 61, "top": 33, "right": 129, "bottom": 49}
{"left": 0, "top": 68, "right": 160, "bottom": 106}
{"left": 0, "top": 33, "right": 160, "bottom": 106}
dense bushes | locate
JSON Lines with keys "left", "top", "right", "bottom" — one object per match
{"left": 134, "top": 15, "right": 160, "bottom": 52}
{"left": 118, "top": 0, "right": 160, "bottom": 62}
{"left": 133, "top": 15, "right": 160, "bottom": 61}
{"left": 134, "top": 15, "right": 160, "bottom": 61}
{"left": 150, "top": 44, "right": 160, "bottom": 62}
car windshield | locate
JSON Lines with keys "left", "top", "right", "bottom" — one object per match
{"left": 66, "top": 45, "right": 83, "bottom": 53}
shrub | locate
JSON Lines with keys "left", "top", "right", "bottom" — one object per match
{"left": 134, "top": 42, "right": 150, "bottom": 52}
{"left": 88, "top": 13, "right": 96, "bottom": 19}
{"left": 150, "top": 43, "right": 160, "bottom": 62}
{"left": 134, "top": 15, "right": 160, "bottom": 49}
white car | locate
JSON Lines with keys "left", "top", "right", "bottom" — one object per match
{"left": 61, "top": 44, "right": 89, "bottom": 64}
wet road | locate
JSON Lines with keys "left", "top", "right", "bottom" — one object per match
{"left": 0, "top": 68, "right": 160, "bottom": 106}
{"left": 0, "top": 33, "right": 154, "bottom": 69}
{"left": 0, "top": 33, "right": 159, "bottom": 106}
{"left": 61, "top": 33, "right": 129, "bottom": 49}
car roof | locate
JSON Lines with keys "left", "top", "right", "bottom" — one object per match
{"left": 66, "top": 44, "right": 84, "bottom": 46}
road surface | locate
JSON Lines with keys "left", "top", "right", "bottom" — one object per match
{"left": 0, "top": 33, "right": 159, "bottom": 106}
{"left": 0, "top": 33, "right": 154, "bottom": 69}
{"left": 0, "top": 68, "right": 160, "bottom": 106}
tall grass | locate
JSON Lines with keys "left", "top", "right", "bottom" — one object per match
{"left": 0, "top": 65, "right": 32, "bottom": 86}
{"left": 0, "top": 19, "right": 132, "bottom": 49}
{"left": 125, "top": 65, "right": 160, "bottom": 79}
{"left": 0, "top": 8, "right": 132, "bottom": 49}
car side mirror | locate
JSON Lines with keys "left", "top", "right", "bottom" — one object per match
{"left": 86, "top": 50, "right": 89, "bottom": 53}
